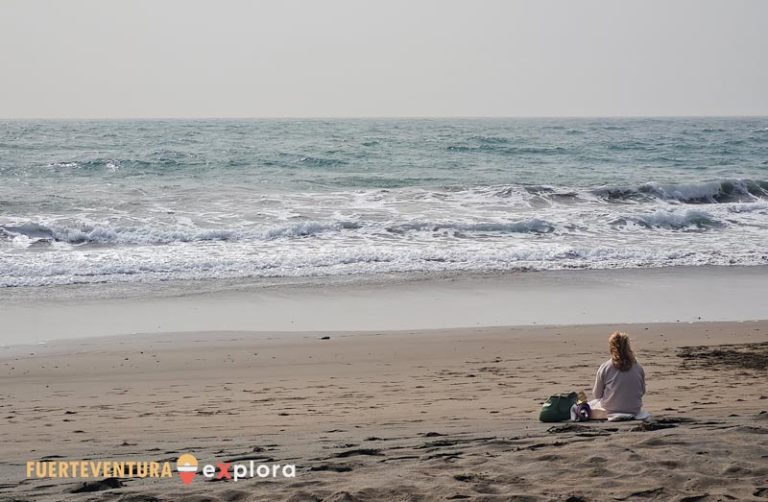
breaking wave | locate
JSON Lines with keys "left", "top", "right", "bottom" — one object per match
{"left": 0, "top": 221, "right": 371, "bottom": 246}
{"left": 491, "top": 179, "right": 768, "bottom": 205}
{"left": 3, "top": 118, "right": 768, "bottom": 288}
{"left": 590, "top": 179, "right": 768, "bottom": 204}
{"left": 611, "top": 210, "right": 725, "bottom": 230}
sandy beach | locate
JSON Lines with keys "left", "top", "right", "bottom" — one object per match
{"left": 2, "top": 320, "right": 767, "bottom": 501}
{"left": 3, "top": 1, "right": 768, "bottom": 500}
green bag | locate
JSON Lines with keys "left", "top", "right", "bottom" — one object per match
{"left": 539, "top": 392, "right": 578, "bottom": 422}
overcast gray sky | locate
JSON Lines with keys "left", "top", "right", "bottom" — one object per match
{"left": 1, "top": 0, "right": 766, "bottom": 118}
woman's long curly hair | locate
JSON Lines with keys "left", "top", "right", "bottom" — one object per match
{"left": 609, "top": 331, "right": 636, "bottom": 371}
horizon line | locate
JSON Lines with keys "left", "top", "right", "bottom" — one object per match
{"left": 1, "top": 114, "right": 767, "bottom": 121}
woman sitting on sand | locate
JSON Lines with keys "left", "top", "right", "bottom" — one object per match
{"left": 590, "top": 331, "right": 646, "bottom": 418}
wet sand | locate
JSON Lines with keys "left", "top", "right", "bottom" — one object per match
{"left": 3, "top": 265, "right": 768, "bottom": 346}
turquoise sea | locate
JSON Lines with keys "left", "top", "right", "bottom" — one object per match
{"left": 1, "top": 118, "right": 767, "bottom": 288}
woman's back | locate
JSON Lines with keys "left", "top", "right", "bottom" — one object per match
{"left": 592, "top": 359, "right": 645, "bottom": 415}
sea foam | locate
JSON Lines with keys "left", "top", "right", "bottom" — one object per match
{"left": 2, "top": 118, "right": 767, "bottom": 288}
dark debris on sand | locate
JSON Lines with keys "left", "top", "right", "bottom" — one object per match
{"left": 546, "top": 417, "right": 693, "bottom": 434}
{"left": 677, "top": 341, "right": 768, "bottom": 370}
{"left": 70, "top": 476, "right": 124, "bottom": 493}
{"left": 333, "top": 448, "right": 383, "bottom": 458}
{"left": 310, "top": 464, "right": 353, "bottom": 472}
{"left": 631, "top": 421, "right": 678, "bottom": 432}
{"left": 453, "top": 473, "right": 488, "bottom": 483}
{"left": 547, "top": 424, "right": 592, "bottom": 434}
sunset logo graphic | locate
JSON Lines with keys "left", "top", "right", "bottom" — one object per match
{"left": 176, "top": 454, "right": 198, "bottom": 485}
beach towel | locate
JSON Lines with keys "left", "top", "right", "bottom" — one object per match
{"left": 588, "top": 399, "right": 651, "bottom": 421}
{"left": 606, "top": 410, "right": 651, "bottom": 421}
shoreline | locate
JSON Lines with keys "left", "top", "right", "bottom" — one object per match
{"left": 2, "top": 264, "right": 768, "bottom": 346}
{"left": 3, "top": 263, "right": 767, "bottom": 302}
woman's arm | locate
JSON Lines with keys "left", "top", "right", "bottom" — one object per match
{"left": 592, "top": 366, "right": 604, "bottom": 399}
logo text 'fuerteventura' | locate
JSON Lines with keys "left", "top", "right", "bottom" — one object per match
{"left": 26, "top": 454, "right": 296, "bottom": 485}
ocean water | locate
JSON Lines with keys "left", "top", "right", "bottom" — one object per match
{"left": 1, "top": 118, "right": 767, "bottom": 289}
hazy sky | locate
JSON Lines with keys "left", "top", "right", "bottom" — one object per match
{"left": 1, "top": 0, "right": 767, "bottom": 118}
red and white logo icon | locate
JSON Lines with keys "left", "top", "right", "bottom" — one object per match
{"left": 176, "top": 454, "right": 198, "bottom": 485}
